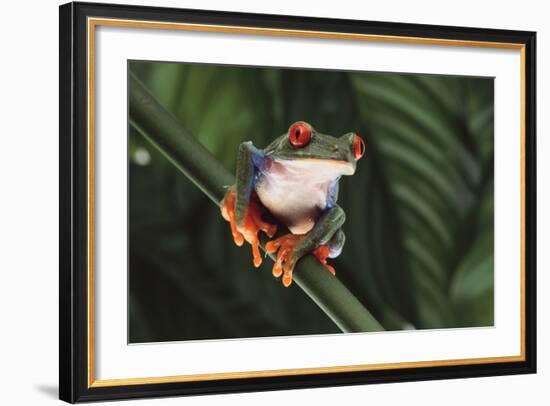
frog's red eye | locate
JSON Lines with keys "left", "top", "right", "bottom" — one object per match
{"left": 288, "top": 122, "right": 312, "bottom": 147}
{"left": 353, "top": 135, "right": 366, "bottom": 160}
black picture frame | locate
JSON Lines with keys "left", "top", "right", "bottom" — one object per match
{"left": 60, "top": 1, "right": 537, "bottom": 403}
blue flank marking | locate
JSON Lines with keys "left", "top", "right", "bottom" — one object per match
{"left": 326, "top": 179, "right": 339, "bottom": 208}
{"left": 251, "top": 150, "right": 268, "bottom": 189}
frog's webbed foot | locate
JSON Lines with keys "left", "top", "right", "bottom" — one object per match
{"left": 265, "top": 207, "right": 346, "bottom": 287}
{"left": 265, "top": 234, "right": 304, "bottom": 287}
{"left": 221, "top": 190, "right": 277, "bottom": 268}
{"left": 265, "top": 234, "right": 337, "bottom": 287}
{"left": 312, "top": 245, "right": 336, "bottom": 276}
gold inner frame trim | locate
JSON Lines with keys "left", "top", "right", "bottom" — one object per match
{"left": 87, "top": 17, "right": 527, "bottom": 388}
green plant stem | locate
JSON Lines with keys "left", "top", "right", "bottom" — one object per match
{"left": 129, "top": 72, "right": 384, "bottom": 333}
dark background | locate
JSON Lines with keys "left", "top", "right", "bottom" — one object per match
{"left": 129, "top": 61, "right": 494, "bottom": 343}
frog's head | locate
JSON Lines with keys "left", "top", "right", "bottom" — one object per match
{"left": 264, "top": 121, "right": 366, "bottom": 176}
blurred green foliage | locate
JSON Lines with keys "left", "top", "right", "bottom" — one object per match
{"left": 129, "top": 61, "right": 494, "bottom": 343}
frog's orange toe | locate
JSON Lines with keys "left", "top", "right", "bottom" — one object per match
{"left": 265, "top": 234, "right": 305, "bottom": 287}
{"left": 247, "top": 195, "right": 278, "bottom": 239}
{"left": 221, "top": 191, "right": 244, "bottom": 247}
{"left": 221, "top": 190, "right": 277, "bottom": 268}
{"left": 312, "top": 245, "right": 336, "bottom": 275}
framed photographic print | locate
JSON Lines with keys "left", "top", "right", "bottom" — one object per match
{"left": 59, "top": 1, "right": 537, "bottom": 403}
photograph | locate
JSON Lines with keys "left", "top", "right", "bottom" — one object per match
{"left": 128, "top": 61, "right": 495, "bottom": 344}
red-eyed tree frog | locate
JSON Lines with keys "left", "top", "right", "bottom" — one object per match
{"left": 221, "top": 121, "right": 366, "bottom": 287}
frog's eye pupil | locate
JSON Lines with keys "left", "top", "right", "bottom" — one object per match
{"left": 288, "top": 122, "right": 312, "bottom": 147}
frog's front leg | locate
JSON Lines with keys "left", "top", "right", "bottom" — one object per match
{"left": 221, "top": 142, "right": 277, "bottom": 267}
{"left": 265, "top": 205, "right": 346, "bottom": 287}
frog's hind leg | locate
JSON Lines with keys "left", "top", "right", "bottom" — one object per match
{"left": 221, "top": 142, "right": 277, "bottom": 268}
{"left": 312, "top": 229, "right": 346, "bottom": 275}
{"left": 222, "top": 189, "right": 277, "bottom": 268}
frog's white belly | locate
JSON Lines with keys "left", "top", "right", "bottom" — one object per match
{"left": 255, "top": 159, "right": 352, "bottom": 234}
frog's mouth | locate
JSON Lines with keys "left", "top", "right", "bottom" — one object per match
{"left": 301, "top": 158, "right": 355, "bottom": 174}
{"left": 272, "top": 157, "right": 355, "bottom": 182}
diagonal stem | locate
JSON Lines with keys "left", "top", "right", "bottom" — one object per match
{"left": 129, "top": 72, "right": 384, "bottom": 333}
